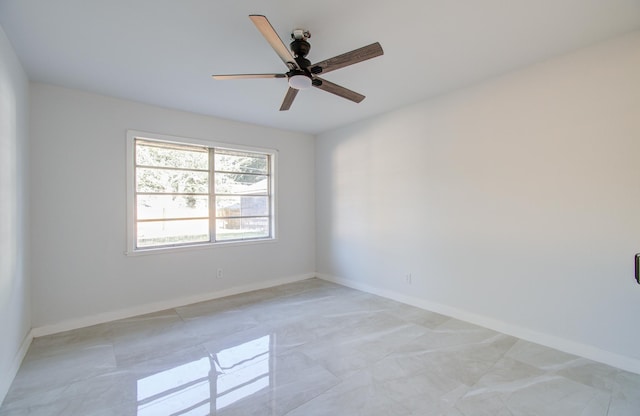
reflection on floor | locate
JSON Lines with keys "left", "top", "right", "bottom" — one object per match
{"left": 137, "top": 335, "right": 271, "bottom": 415}
{"left": 1, "top": 278, "right": 639, "bottom": 415}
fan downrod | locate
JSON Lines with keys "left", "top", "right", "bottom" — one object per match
{"left": 290, "top": 28, "right": 311, "bottom": 68}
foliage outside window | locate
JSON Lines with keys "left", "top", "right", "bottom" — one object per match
{"left": 128, "top": 133, "right": 275, "bottom": 252}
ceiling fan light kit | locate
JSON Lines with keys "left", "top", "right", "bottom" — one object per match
{"left": 288, "top": 73, "right": 312, "bottom": 90}
{"left": 212, "top": 15, "right": 383, "bottom": 111}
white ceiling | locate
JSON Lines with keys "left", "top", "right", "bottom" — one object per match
{"left": 1, "top": 0, "right": 639, "bottom": 134}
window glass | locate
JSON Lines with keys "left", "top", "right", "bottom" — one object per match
{"left": 137, "top": 195, "right": 209, "bottom": 220}
{"left": 137, "top": 219, "right": 210, "bottom": 248}
{"left": 214, "top": 150, "right": 268, "bottom": 174}
{"left": 136, "top": 141, "right": 208, "bottom": 169}
{"left": 215, "top": 218, "right": 270, "bottom": 241}
{"left": 136, "top": 168, "right": 209, "bottom": 194}
{"left": 214, "top": 174, "right": 269, "bottom": 195}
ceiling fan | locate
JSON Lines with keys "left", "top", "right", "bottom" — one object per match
{"left": 212, "top": 15, "right": 384, "bottom": 111}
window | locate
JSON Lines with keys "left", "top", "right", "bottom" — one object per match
{"left": 127, "top": 131, "right": 276, "bottom": 253}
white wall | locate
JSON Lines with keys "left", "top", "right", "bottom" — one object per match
{"left": 29, "top": 84, "right": 315, "bottom": 329}
{"left": 0, "top": 26, "right": 30, "bottom": 403}
{"left": 316, "top": 31, "right": 640, "bottom": 371}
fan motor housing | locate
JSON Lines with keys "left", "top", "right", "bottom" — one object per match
{"left": 290, "top": 39, "right": 310, "bottom": 58}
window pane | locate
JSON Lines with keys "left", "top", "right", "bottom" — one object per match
{"left": 136, "top": 142, "right": 208, "bottom": 170}
{"left": 137, "top": 195, "right": 208, "bottom": 220}
{"left": 215, "top": 196, "right": 269, "bottom": 218}
{"left": 215, "top": 173, "right": 268, "bottom": 195}
{"left": 241, "top": 217, "right": 269, "bottom": 239}
{"left": 215, "top": 150, "right": 268, "bottom": 174}
{"left": 215, "top": 218, "right": 270, "bottom": 241}
{"left": 137, "top": 168, "right": 209, "bottom": 194}
{"left": 137, "top": 219, "right": 209, "bottom": 247}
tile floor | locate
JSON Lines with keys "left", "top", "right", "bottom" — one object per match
{"left": 1, "top": 278, "right": 639, "bottom": 415}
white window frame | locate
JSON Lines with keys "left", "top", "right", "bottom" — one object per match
{"left": 126, "top": 130, "right": 278, "bottom": 255}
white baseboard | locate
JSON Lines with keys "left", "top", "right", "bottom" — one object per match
{"left": 32, "top": 273, "right": 315, "bottom": 338}
{"left": 318, "top": 273, "right": 640, "bottom": 375}
{"left": 0, "top": 329, "right": 33, "bottom": 406}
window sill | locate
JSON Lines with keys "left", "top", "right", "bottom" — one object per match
{"left": 125, "top": 237, "right": 278, "bottom": 256}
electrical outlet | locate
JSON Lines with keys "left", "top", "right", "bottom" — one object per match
{"left": 217, "top": 268, "right": 223, "bottom": 279}
{"left": 405, "top": 273, "right": 412, "bottom": 284}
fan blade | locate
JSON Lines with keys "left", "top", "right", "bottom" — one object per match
{"left": 313, "top": 77, "right": 365, "bottom": 103}
{"left": 279, "top": 87, "right": 299, "bottom": 111}
{"left": 212, "top": 73, "right": 286, "bottom": 80}
{"left": 249, "top": 15, "right": 298, "bottom": 69}
{"left": 311, "top": 42, "right": 383, "bottom": 75}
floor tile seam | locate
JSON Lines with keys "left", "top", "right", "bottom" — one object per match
{"left": 241, "top": 285, "right": 319, "bottom": 304}
{"left": 502, "top": 339, "right": 534, "bottom": 368}
{"left": 110, "top": 325, "right": 201, "bottom": 353}
{"left": 407, "top": 319, "right": 451, "bottom": 331}
{"left": 600, "top": 390, "right": 614, "bottom": 416}
{"left": 174, "top": 290, "right": 317, "bottom": 321}
{"left": 318, "top": 310, "right": 418, "bottom": 340}
{"left": 108, "top": 341, "right": 119, "bottom": 373}
{"left": 369, "top": 325, "right": 440, "bottom": 363}
{"left": 332, "top": 342, "right": 417, "bottom": 384}
{"left": 278, "top": 371, "right": 346, "bottom": 416}
{"left": 17, "top": 344, "right": 116, "bottom": 369}
{"left": 450, "top": 389, "right": 501, "bottom": 416}
{"left": 497, "top": 399, "right": 521, "bottom": 416}
{"left": 120, "top": 344, "right": 211, "bottom": 377}
{"left": 432, "top": 330, "right": 519, "bottom": 349}
{"left": 290, "top": 345, "right": 321, "bottom": 367}
{"left": 309, "top": 354, "right": 347, "bottom": 381}
{"left": 174, "top": 298, "right": 257, "bottom": 320}
{"left": 473, "top": 371, "right": 614, "bottom": 409}
{"left": 390, "top": 335, "right": 515, "bottom": 358}
{"left": 501, "top": 350, "right": 584, "bottom": 384}
{"left": 456, "top": 385, "right": 521, "bottom": 416}
{"left": 173, "top": 306, "right": 230, "bottom": 321}
{"left": 107, "top": 323, "right": 188, "bottom": 343}
{"left": 549, "top": 368, "right": 618, "bottom": 394}
{"left": 461, "top": 371, "right": 568, "bottom": 400}
{"left": 280, "top": 371, "right": 343, "bottom": 396}
{"left": 172, "top": 307, "right": 229, "bottom": 341}
{"left": 447, "top": 342, "right": 521, "bottom": 403}
{"left": 269, "top": 289, "right": 328, "bottom": 308}
{"left": 173, "top": 306, "right": 190, "bottom": 324}
{"left": 539, "top": 358, "right": 593, "bottom": 373}
{"left": 433, "top": 390, "right": 473, "bottom": 416}
{"left": 57, "top": 358, "right": 120, "bottom": 383}
{"left": 337, "top": 329, "right": 417, "bottom": 351}
{"left": 373, "top": 383, "right": 419, "bottom": 414}
{"left": 114, "top": 343, "right": 201, "bottom": 370}
{"left": 6, "top": 367, "right": 119, "bottom": 410}
{"left": 610, "top": 369, "right": 640, "bottom": 397}
{"left": 539, "top": 379, "right": 614, "bottom": 416}
{"left": 504, "top": 354, "right": 588, "bottom": 377}
{"left": 309, "top": 331, "right": 395, "bottom": 379}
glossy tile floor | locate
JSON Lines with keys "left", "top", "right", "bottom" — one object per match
{"left": 2, "top": 278, "right": 639, "bottom": 415}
